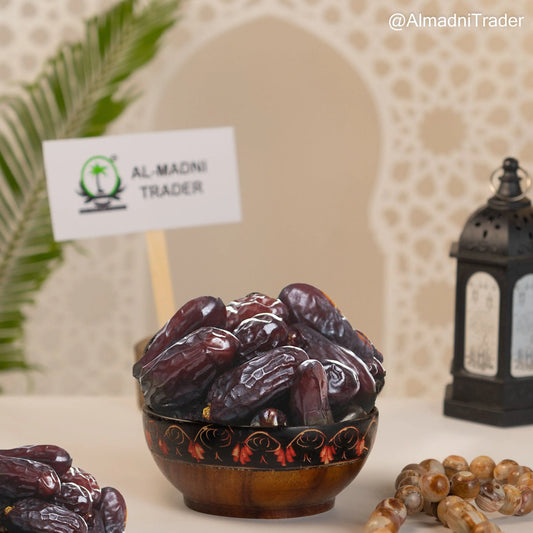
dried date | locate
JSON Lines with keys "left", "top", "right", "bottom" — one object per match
{"left": 233, "top": 313, "right": 289, "bottom": 361}
{"left": 207, "top": 346, "right": 309, "bottom": 424}
{"left": 133, "top": 295, "right": 226, "bottom": 377}
{"left": 4, "top": 497, "right": 88, "bottom": 533}
{"left": 225, "top": 292, "right": 289, "bottom": 331}
{"left": 322, "top": 359, "right": 360, "bottom": 418}
{"left": 279, "top": 283, "right": 374, "bottom": 364}
{"left": 288, "top": 323, "right": 377, "bottom": 413}
{"left": 98, "top": 487, "right": 126, "bottom": 533}
{"left": 139, "top": 327, "right": 239, "bottom": 411}
{"left": 290, "top": 360, "right": 333, "bottom": 426}
{"left": 0, "top": 445, "right": 72, "bottom": 477}
{"left": 52, "top": 482, "right": 93, "bottom": 518}
{"left": 0, "top": 455, "right": 60, "bottom": 499}
{"left": 61, "top": 467, "right": 101, "bottom": 506}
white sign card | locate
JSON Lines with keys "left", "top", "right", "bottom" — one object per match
{"left": 43, "top": 127, "right": 242, "bottom": 241}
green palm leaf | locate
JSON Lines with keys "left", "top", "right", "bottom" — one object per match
{"left": 0, "top": 0, "right": 180, "bottom": 376}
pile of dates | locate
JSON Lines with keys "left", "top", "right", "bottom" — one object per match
{"left": 134, "top": 282, "right": 385, "bottom": 426}
{"left": 0, "top": 445, "right": 126, "bottom": 533}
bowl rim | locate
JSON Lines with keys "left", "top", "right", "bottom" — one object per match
{"left": 142, "top": 404, "right": 378, "bottom": 430}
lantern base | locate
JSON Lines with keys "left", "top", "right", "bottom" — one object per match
{"left": 444, "top": 384, "right": 533, "bottom": 427}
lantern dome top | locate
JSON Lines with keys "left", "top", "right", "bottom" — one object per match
{"left": 452, "top": 157, "right": 533, "bottom": 261}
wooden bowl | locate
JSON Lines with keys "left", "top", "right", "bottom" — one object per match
{"left": 142, "top": 405, "right": 379, "bottom": 519}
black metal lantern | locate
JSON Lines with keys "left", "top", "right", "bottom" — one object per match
{"left": 444, "top": 157, "right": 533, "bottom": 426}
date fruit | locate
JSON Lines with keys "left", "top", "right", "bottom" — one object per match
{"left": 207, "top": 346, "right": 309, "bottom": 424}
{"left": 4, "top": 497, "right": 88, "bottom": 533}
{"left": 0, "top": 445, "right": 72, "bottom": 477}
{"left": 278, "top": 283, "right": 371, "bottom": 361}
{"left": 233, "top": 313, "right": 289, "bottom": 361}
{"left": 52, "top": 482, "right": 93, "bottom": 518}
{"left": 139, "top": 327, "right": 239, "bottom": 411}
{"left": 287, "top": 323, "right": 377, "bottom": 413}
{"left": 133, "top": 295, "right": 226, "bottom": 378}
{"left": 225, "top": 292, "right": 289, "bottom": 331}
{"left": 61, "top": 467, "right": 101, "bottom": 506}
{"left": 0, "top": 455, "right": 60, "bottom": 499}
{"left": 98, "top": 487, "right": 127, "bottom": 533}
{"left": 290, "top": 360, "right": 333, "bottom": 426}
{"left": 322, "top": 360, "right": 360, "bottom": 418}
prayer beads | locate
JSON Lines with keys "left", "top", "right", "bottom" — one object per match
{"left": 364, "top": 455, "right": 532, "bottom": 532}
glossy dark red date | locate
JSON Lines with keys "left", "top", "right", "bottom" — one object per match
{"left": 52, "top": 482, "right": 93, "bottom": 518}
{"left": 225, "top": 292, "right": 289, "bottom": 331}
{"left": 322, "top": 359, "right": 360, "bottom": 418}
{"left": 233, "top": 312, "right": 289, "bottom": 361}
{"left": 279, "top": 283, "right": 375, "bottom": 364}
{"left": 290, "top": 360, "right": 333, "bottom": 426}
{"left": 5, "top": 497, "right": 88, "bottom": 533}
{"left": 139, "top": 327, "right": 239, "bottom": 411}
{"left": 97, "top": 487, "right": 126, "bottom": 533}
{"left": 0, "top": 444, "right": 72, "bottom": 477}
{"left": 0, "top": 455, "right": 60, "bottom": 499}
{"left": 133, "top": 295, "right": 226, "bottom": 377}
{"left": 207, "top": 346, "right": 308, "bottom": 424}
{"left": 61, "top": 467, "right": 101, "bottom": 506}
{"left": 288, "top": 323, "right": 377, "bottom": 413}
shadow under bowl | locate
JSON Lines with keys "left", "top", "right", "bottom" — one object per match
{"left": 142, "top": 405, "right": 379, "bottom": 519}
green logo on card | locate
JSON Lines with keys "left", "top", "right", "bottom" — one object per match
{"left": 78, "top": 155, "right": 126, "bottom": 213}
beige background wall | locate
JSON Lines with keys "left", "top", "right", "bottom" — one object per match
{"left": 0, "top": 0, "right": 532, "bottom": 398}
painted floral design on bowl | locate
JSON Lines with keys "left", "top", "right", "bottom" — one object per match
{"left": 143, "top": 406, "right": 378, "bottom": 470}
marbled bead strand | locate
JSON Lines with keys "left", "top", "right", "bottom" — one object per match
{"left": 363, "top": 456, "right": 533, "bottom": 533}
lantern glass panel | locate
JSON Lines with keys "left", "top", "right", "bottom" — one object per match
{"left": 511, "top": 273, "right": 533, "bottom": 377}
{"left": 464, "top": 272, "right": 499, "bottom": 376}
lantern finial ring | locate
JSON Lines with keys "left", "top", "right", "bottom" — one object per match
{"left": 489, "top": 159, "right": 531, "bottom": 201}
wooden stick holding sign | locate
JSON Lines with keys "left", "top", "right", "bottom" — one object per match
{"left": 145, "top": 230, "right": 175, "bottom": 327}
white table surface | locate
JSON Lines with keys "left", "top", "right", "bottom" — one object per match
{"left": 1, "top": 395, "right": 531, "bottom": 532}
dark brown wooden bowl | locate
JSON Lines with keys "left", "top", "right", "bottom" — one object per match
{"left": 142, "top": 405, "right": 379, "bottom": 519}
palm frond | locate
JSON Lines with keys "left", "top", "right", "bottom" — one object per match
{"left": 0, "top": 0, "right": 180, "bottom": 374}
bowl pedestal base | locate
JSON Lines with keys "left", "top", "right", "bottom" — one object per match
{"left": 154, "top": 457, "right": 364, "bottom": 519}
{"left": 183, "top": 496, "right": 334, "bottom": 519}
